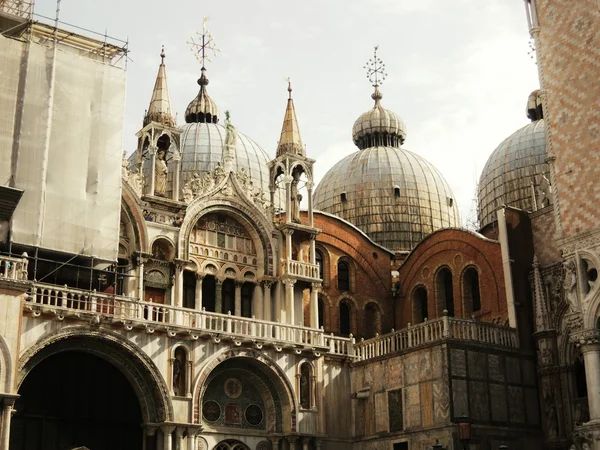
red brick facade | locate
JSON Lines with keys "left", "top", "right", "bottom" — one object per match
{"left": 306, "top": 211, "right": 394, "bottom": 339}
{"left": 395, "top": 229, "right": 508, "bottom": 328}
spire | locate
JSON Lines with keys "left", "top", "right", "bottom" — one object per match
{"left": 276, "top": 79, "right": 305, "bottom": 157}
{"left": 185, "top": 18, "right": 221, "bottom": 124}
{"left": 144, "top": 46, "right": 176, "bottom": 127}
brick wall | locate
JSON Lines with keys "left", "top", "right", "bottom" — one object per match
{"left": 308, "top": 212, "right": 394, "bottom": 338}
{"left": 534, "top": 0, "right": 600, "bottom": 238}
{"left": 396, "top": 228, "right": 507, "bottom": 328}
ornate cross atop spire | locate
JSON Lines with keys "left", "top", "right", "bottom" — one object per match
{"left": 187, "top": 17, "right": 221, "bottom": 69}
{"left": 364, "top": 46, "right": 387, "bottom": 89}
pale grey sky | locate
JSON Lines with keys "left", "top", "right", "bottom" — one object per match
{"left": 35, "top": 0, "right": 539, "bottom": 225}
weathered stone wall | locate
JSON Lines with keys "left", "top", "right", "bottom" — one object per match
{"left": 530, "top": 206, "right": 561, "bottom": 267}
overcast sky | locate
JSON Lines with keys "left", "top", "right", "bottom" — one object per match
{"left": 35, "top": 0, "right": 539, "bottom": 225}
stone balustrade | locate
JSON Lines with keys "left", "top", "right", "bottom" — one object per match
{"left": 24, "top": 283, "right": 518, "bottom": 360}
{"left": 353, "top": 315, "right": 519, "bottom": 361}
{"left": 283, "top": 259, "right": 320, "bottom": 281}
{"left": 0, "top": 253, "right": 29, "bottom": 281}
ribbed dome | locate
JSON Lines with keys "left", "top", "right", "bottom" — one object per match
{"left": 180, "top": 122, "right": 271, "bottom": 193}
{"left": 477, "top": 91, "right": 548, "bottom": 228}
{"left": 352, "top": 88, "right": 407, "bottom": 149}
{"left": 313, "top": 146, "right": 460, "bottom": 252}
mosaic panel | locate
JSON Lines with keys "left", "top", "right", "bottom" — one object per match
{"left": 467, "top": 351, "right": 487, "bottom": 380}
{"left": 506, "top": 357, "right": 521, "bottom": 384}
{"left": 488, "top": 354, "right": 505, "bottom": 382}
{"left": 469, "top": 381, "right": 489, "bottom": 421}
{"left": 450, "top": 349, "right": 467, "bottom": 377}
{"left": 420, "top": 382, "right": 434, "bottom": 427}
{"left": 490, "top": 383, "right": 508, "bottom": 423}
{"left": 388, "top": 388, "right": 403, "bottom": 432}
{"left": 405, "top": 385, "right": 422, "bottom": 429}
{"left": 433, "top": 379, "right": 450, "bottom": 424}
{"left": 452, "top": 379, "right": 468, "bottom": 418}
{"left": 405, "top": 354, "right": 420, "bottom": 385}
{"left": 507, "top": 386, "right": 525, "bottom": 424}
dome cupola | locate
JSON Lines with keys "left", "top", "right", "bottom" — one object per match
{"left": 314, "top": 47, "right": 460, "bottom": 252}
{"left": 477, "top": 90, "right": 548, "bottom": 228}
{"left": 185, "top": 67, "right": 220, "bottom": 124}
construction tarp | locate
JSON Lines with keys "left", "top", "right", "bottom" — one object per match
{"left": 0, "top": 32, "right": 125, "bottom": 261}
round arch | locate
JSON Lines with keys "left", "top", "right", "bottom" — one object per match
{"left": 192, "top": 348, "right": 297, "bottom": 433}
{"left": 18, "top": 326, "right": 173, "bottom": 424}
{"left": 0, "top": 333, "right": 13, "bottom": 394}
{"left": 121, "top": 186, "right": 149, "bottom": 254}
{"left": 180, "top": 201, "right": 275, "bottom": 277}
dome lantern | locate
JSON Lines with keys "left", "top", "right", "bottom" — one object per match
{"left": 352, "top": 47, "right": 407, "bottom": 149}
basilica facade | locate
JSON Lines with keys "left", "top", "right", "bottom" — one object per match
{"left": 0, "top": 1, "right": 598, "bottom": 449}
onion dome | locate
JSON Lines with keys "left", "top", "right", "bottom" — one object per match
{"left": 314, "top": 47, "right": 459, "bottom": 252}
{"left": 352, "top": 87, "right": 407, "bottom": 148}
{"left": 477, "top": 90, "right": 547, "bottom": 228}
{"left": 143, "top": 47, "right": 176, "bottom": 127}
{"left": 185, "top": 67, "right": 220, "bottom": 124}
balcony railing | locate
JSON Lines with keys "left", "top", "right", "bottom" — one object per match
{"left": 282, "top": 259, "right": 321, "bottom": 281}
{"left": 23, "top": 283, "right": 518, "bottom": 360}
{"left": 353, "top": 314, "right": 519, "bottom": 361}
{"left": 0, "top": 253, "right": 29, "bottom": 281}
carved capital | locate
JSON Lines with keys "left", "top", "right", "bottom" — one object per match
{"left": 282, "top": 278, "right": 297, "bottom": 287}
{"left": 311, "top": 282, "right": 322, "bottom": 291}
{"left": 283, "top": 229, "right": 294, "bottom": 237}
{"left": 195, "top": 273, "right": 205, "bottom": 281}
{"left": 160, "top": 424, "right": 176, "bottom": 435}
{"left": 235, "top": 280, "right": 244, "bottom": 288}
{"left": 261, "top": 280, "right": 273, "bottom": 289}
{"left": 570, "top": 329, "right": 600, "bottom": 347}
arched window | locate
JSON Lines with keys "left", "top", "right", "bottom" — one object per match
{"left": 318, "top": 296, "right": 325, "bottom": 330}
{"left": 172, "top": 346, "right": 187, "bottom": 396}
{"left": 202, "top": 275, "right": 216, "bottom": 312}
{"left": 340, "top": 301, "right": 351, "bottom": 336}
{"left": 222, "top": 279, "right": 235, "bottom": 314}
{"left": 436, "top": 268, "right": 454, "bottom": 316}
{"left": 241, "top": 282, "right": 253, "bottom": 318}
{"left": 299, "top": 363, "right": 313, "bottom": 409}
{"left": 365, "top": 303, "right": 381, "bottom": 338}
{"left": 463, "top": 267, "right": 481, "bottom": 316}
{"left": 338, "top": 260, "right": 350, "bottom": 291}
{"left": 316, "top": 249, "right": 324, "bottom": 280}
{"left": 413, "top": 286, "right": 428, "bottom": 323}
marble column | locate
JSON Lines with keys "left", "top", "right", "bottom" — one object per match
{"left": 287, "top": 436, "right": 298, "bottom": 450}
{"left": 174, "top": 427, "right": 185, "bottom": 450}
{"left": 310, "top": 282, "right": 321, "bottom": 329}
{"left": 302, "top": 437, "right": 311, "bottom": 450}
{"left": 262, "top": 281, "right": 272, "bottom": 322}
{"left": 143, "top": 425, "right": 158, "bottom": 450}
{"left": 274, "top": 281, "right": 283, "bottom": 322}
{"left": 572, "top": 329, "right": 600, "bottom": 423}
{"left": 215, "top": 278, "right": 224, "bottom": 314}
{"left": 307, "top": 182, "right": 314, "bottom": 227}
{"left": 195, "top": 274, "right": 204, "bottom": 310}
{"left": 252, "top": 283, "right": 263, "bottom": 319}
{"left": 309, "top": 236, "right": 316, "bottom": 265}
{"left": 582, "top": 343, "right": 600, "bottom": 421}
{"left": 284, "top": 176, "right": 292, "bottom": 224}
{"left": 283, "top": 278, "right": 296, "bottom": 325}
{"left": 172, "top": 150, "right": 181, "bottom": 201}
{"left": 285, "top": 229, "right": 294, "bottom": 261}
{"left": 0, "top": 398, "right": 15, "bottom": 450}
{"left": 149, "top": 147, "right": 157, "bottom": 196}
{"left": 235, "top": 281, "right": 243, "bottom": 316}
{"left": 161, "top": 425, "right": 175, "bottom": 450}
{"left": 174, "top": 263, "right": 184, "bottom": 308}
{"left": 138, "top": 257, "right": 146, "bottom": 301}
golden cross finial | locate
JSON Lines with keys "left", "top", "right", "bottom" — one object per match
{"left": 286, "top": 77, "right": 292, "bottom": 98}
{"left": 187, "top": 17, "right": 221, "bottom": 68}
{"left": 363, "top": 45, "right": 387, "bottom": 88}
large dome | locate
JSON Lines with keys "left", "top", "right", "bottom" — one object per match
{"left": 477, "top": 91, "right": 547, "bottom": 228}
{"left": 314, "top": 81, "right": 460, "bottom": 253}
{"left": 180, "top": 122, "right": 271, "bottom": 193}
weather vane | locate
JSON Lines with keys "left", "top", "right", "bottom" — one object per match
{"left": 364, "top": 45, "right": 387, "bottom": 88}
{"left": 187, "top": 17, "right": 221, "bottom": 68}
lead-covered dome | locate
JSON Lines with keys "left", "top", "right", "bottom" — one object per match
{"left": 179, "top": 69, "right": 271, "bottom": 193}
{"left": 314, "top": 87, "right": 459, "bottom": 252}
{"left": 477, "top": 90, "right": 547, "bottom": 228}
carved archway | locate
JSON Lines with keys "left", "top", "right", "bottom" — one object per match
{"left": 193, "top": 348, "right": 296, "bottom": 433}
{"left": 18, "top": 326, "right": 173, "bottom": 424}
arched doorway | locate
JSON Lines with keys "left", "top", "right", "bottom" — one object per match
{"left": 11, "top": 351, "right": 143, "bottom": 450}
{"left": 215, "top": 439, "right": 251, "bottom": 450}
